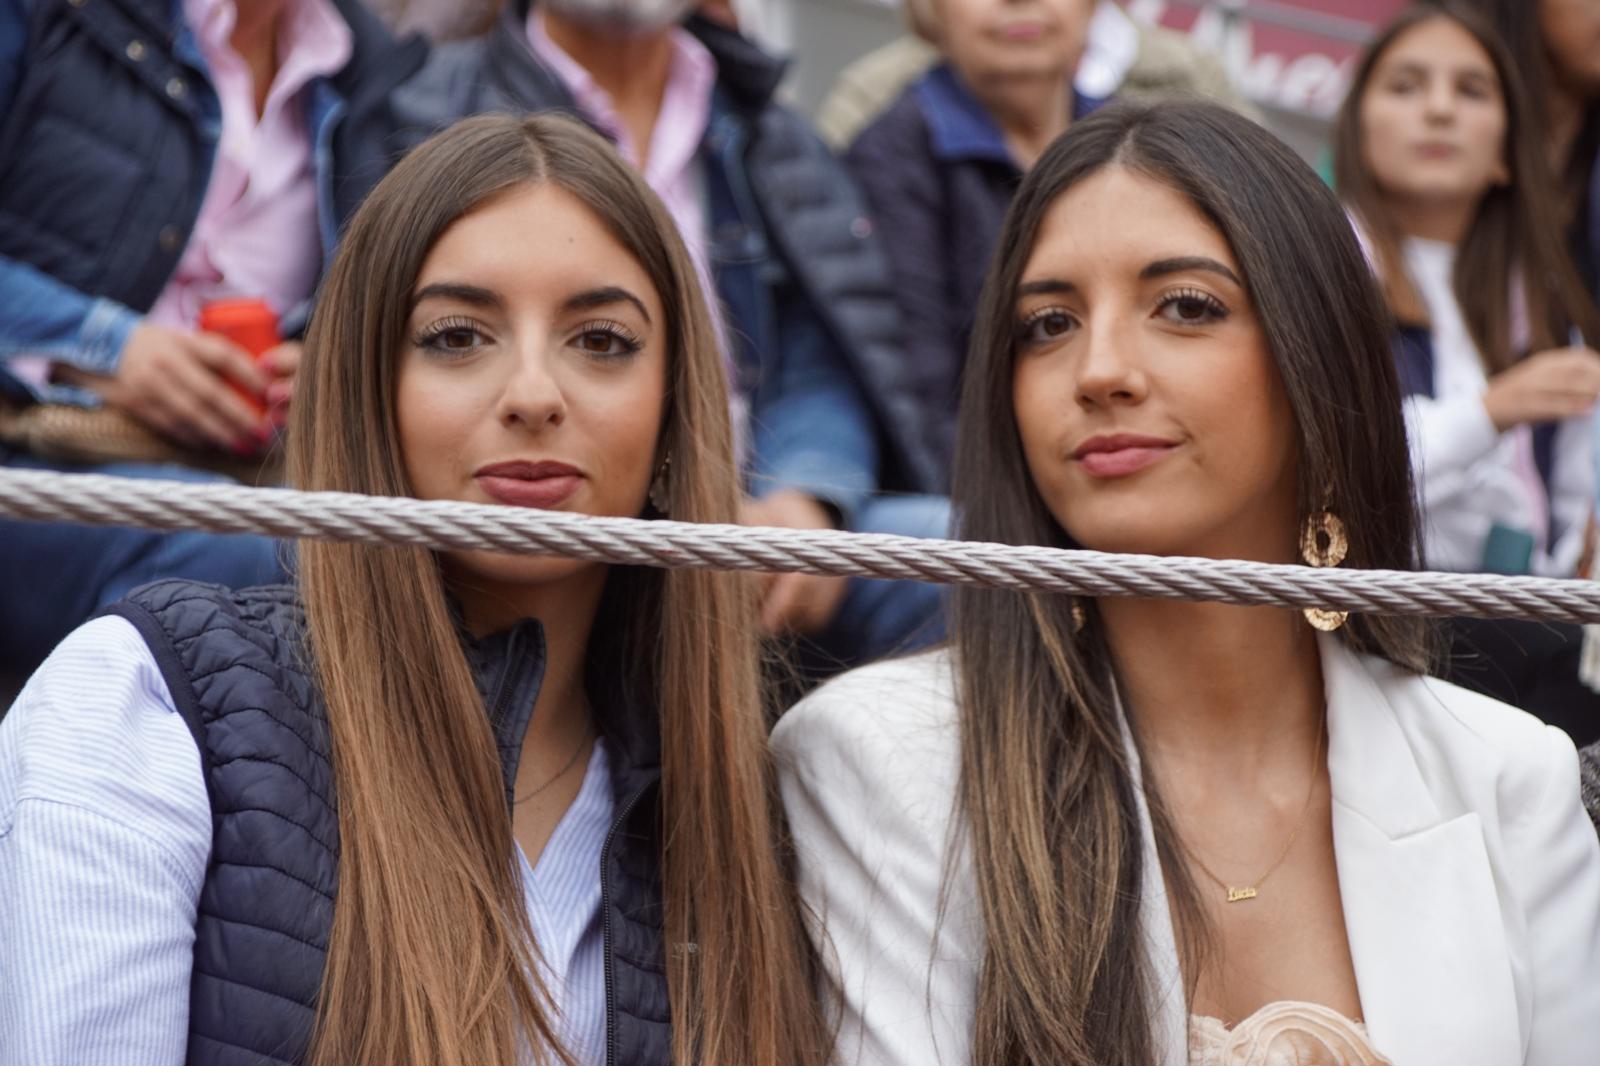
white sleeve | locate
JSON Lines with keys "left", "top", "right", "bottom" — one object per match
{"left": 1404, "top": 392, "right": 1502, "bottom": 509}
{"left": 773, "top": 673, "right": 979, "bottom": 1066}
{"left": 1507, "top": 726, "right": 1600, "bottom": 1065}
{"left": 0, "top": 616, "right": 211, "bottom": 1066}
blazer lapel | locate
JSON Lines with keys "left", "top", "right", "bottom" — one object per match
{"left": 1321, "top": 636, "right": 1521, "bottom": 1065}
{"left": 1119, "top": 705, "right": 1190, "bottom": 1066}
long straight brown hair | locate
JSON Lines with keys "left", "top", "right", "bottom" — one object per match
{"left": 287, "top": 113, "right": 829, "bottom": 1066}
{"left": 1333, "top": 1, "right": 1600, "bottom": 369}
{"left": 950, "top": 100, "right": 1431, "bottom": 1065}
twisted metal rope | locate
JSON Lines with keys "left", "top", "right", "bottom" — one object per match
{"left": 1, "top": 467, "right": 1597, "bottom": 623}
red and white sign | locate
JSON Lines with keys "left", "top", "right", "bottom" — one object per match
{"left": 1125, "top": 0, "right": 1408, "bottom": 115}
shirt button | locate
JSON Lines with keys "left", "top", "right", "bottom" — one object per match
{"left": 125, "top": 40, "right": 146, "bottom": 61}
{"left": 849, "top": 216, "right": 874, "bottom": 240}
{"left": 67, "top": 0, "right": 85, "bottom": 7}
{"left": 158, "top": 226, "right": 182, "bottom": 253}
{"left": 166, "top": 77, "right": 187, "bottom": 99}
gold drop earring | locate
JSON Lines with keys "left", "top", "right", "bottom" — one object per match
{"left": 1300, "top": 508, "right": 1349, "bottom": 631}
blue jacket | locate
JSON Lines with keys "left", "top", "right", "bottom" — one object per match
{"left": 845, "top": 65, "right": 1103, "bottom": 485}
{"left": 106, "top": 580, "right": 671, "bottom": 1066}
{"left": 0, "top": 0, "right": 425, "bottom": 405}
{"left": 394, "top": 0, "right": 943, "bottom": 514}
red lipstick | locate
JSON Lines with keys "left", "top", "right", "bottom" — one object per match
{"left": 473, "top": 460, "right": 584, "bottom": 508}
{"left": 1071, "top": 434, "right": 1179, "bottom": 479}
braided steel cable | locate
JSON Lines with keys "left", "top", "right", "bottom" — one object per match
{"left": 1, "top": 468, "right": 1597, "bottom": 623}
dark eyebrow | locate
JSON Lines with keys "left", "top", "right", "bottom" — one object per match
{"left": 562, "top": 285, "right": 652, "bottom": 324}
{"left": 1017, "top": 279, "right": 1077, "bottom": 298}
{"left": 410, "top": 282, "right": 502, "bottom": 311}
{"left": 1140, "top": 256, "right": 1243, "bottom": 287}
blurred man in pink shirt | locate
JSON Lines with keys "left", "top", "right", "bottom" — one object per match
{"left": 0, "top": 0, "right": 424, "bottom": 672}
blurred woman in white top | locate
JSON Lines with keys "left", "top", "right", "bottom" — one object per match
{"left": 1334, "top": 0, "right": 1600, "bottom": 742}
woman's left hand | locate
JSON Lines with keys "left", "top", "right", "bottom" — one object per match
{"left": 741, "top": 490, "right": 849, "bottom": 636}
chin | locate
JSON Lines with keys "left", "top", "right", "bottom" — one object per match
{"left": 443, "top": 550, "right": 604, "bottom": 595}
{"left": 1055, "top": 504, "right": 1204, "bottom": 559}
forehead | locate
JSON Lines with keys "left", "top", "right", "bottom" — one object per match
{"left": 1021, "top": 167, "right": 1238, "bottom": 283}
{"left": 1373, "top": 17, "right": 1497, "bottom": 77}
{"left": 413, "top": 183, "right": 661, "bottom": 311}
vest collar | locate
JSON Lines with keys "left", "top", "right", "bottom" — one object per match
{"left": 461, "top": 616, "right": 548, "bottom": 808}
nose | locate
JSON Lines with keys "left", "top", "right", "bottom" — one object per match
{"left": 1074, "top": 312, "right": 1148, "bottom": 411}
{"left": 497, "top": 340, "right": 566, "bottom": 431}
{"left": 1423, "top": 78, "right": 1456, "bottom": 123}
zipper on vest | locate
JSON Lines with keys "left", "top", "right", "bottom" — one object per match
{"left": 601, "top": 780, "right": 652, "bottom": 1066}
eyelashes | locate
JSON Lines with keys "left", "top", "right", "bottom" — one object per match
{"left": 408, "top": 317, "right": 645, "bottom": 360}
{"left": 571, "top": 319, "right": 643, "bottom": 358}
{"left": 412, "top": 316, "right": 484, "bottom": 354}
{"left": 1013, "top": 288, "right": 1231, "bottom": 344}
{"left": 1157, "top": 288, "right": 1229, "bottom": 324}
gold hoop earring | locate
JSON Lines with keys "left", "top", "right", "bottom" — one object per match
{"left": 1300, "top": 510, "right": 1348, "bottom": 631}
{"left": 648, "top": 453, "right": 672, "bottom": 516}
{"left": 1071, "top": 597, "right": 1089, "bottom": 634}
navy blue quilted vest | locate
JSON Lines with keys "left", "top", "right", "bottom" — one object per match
{"left": 105, "top": 580, "right": 671, "bottom": 1066}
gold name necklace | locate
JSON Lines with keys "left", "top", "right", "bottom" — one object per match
{"left": 1183, "top": 715, "right": 1326, "bottom": 904}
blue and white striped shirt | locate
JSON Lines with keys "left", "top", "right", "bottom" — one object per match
{"left": 0, "top": 615, "right": 613, "bottom": 1065}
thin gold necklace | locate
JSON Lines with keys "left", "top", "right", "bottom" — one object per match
{"left": 514, "top": 728, "right": 593, "bottom": 805}
{"left": 1183, "top": 716, "right": 1326, "bottom": 904}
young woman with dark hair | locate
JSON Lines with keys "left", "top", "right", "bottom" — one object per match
{"left": 1334, "top": 1, "right": 1600, "bottom": 742}
{"left": 775, "top": 99, "right": 1600, "bottom": 1066}
{"left": 0, "top": 113, "right": 829, "bottom": 1066}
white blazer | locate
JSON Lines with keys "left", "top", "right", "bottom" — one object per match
{"left": 772, "top": 635, "right": 1600, "bottom": 1066}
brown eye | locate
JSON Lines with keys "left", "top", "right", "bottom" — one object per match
{"left": 414, "top": 318, "right": 488, "bottom": 357}
{"left": 578, "top": 330, "right": 625, "bottom": 354}
{"left": 1157, "top": 289, "right": 1228, "bottom": 326}
{"left": 1018, "top": 308, "right": 1076, "bottom": 345}
{"left": 570, "top": 320, "right": 643, "bottom": 360}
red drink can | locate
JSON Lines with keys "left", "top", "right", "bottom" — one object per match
{"left": 199, "top": 297, "right": 278, "bottom": 417}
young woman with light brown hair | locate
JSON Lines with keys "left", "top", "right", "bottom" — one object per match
{"left": 776, "top": 99, "right": 1600, "bottom": 1066}
{"left": 0, "top": 113, "right": 828, "bottom": 1066}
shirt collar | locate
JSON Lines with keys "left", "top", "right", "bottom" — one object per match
{"left": 526, "top": 8, "right": 716, "bottom": 165}
{"left": 915, "top": 64, "right": 1105, "bottom": 167}
{"left": 182, "top": 0, "right": 351, "bottom": 90}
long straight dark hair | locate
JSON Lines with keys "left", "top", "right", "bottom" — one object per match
{"left": 290, "top": 113, "right": 829, "bottom": 1066}
{"left": 1333, "top": 1, "right": 1600, "bottom": 368}
{"left": 949, "top": 99, "right": 1430, "bottom": 1065}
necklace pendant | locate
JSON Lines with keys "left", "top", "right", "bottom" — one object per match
{"left": 1226, "top": 886, "right": 1259, "bottom": 903}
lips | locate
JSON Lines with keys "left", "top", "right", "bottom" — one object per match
{"left": 996, "top": 20, "right": 1048, "bottom": 42}
{"left": 473, "top": 460, "right": 584, "bottom": 509}
{"left": 1071, "top": 433, "right": 1179, "bottom": 478}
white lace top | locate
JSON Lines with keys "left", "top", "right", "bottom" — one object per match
{"left": 1189, "top": 1001, "right": 1392, "bottom": 1065}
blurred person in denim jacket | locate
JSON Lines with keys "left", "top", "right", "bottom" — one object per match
{"left": 0, "top": 0, "right": 423, "bottom": 671}
{"left": 398, "top": 0, "right": 949, "bottom": 666}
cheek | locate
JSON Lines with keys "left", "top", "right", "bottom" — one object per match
{"left": 394, "top": 365, "right": 471, "bottom": 496}
{"left": 1359, "top": 104, "right": 1412, "bottom": 186}
{"left": 583, "top": 360, "right": 668, "bottom": 510}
